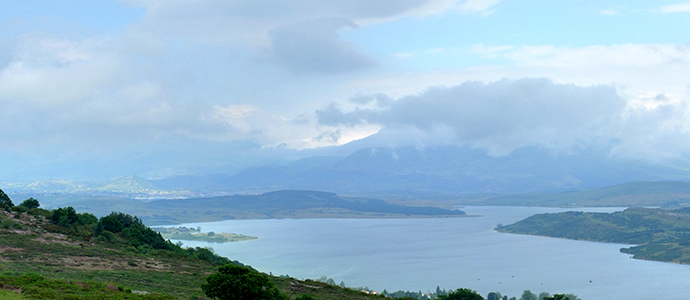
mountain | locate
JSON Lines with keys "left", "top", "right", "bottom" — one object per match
{"left": 22, "top": 179, "right": 93, "bottom": 193}
{"left": 151, "top": 145, "right": 690, "bottom": 198}
{"left": 10, "top": 145, "right": 690, "bottom": 199}
{"left": 97, "top": 175, "right": 157, "bottom": 193}
{"left": 475, "top": 181, "right": 690, "bottom": 207}
{"left": 62, "top": 190, "right": 466, "bottom": 225}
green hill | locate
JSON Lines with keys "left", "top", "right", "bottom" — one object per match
{"left": 497, "top": 206, "right": 690, "bottom": 264}
{"left": 0, "top": 206, "right": 388, "bottom": 299}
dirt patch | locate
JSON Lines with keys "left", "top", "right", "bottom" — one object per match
{"left": 32, "top": 232, "right": 81, "bottom": 246}
{"left": 0, "top": 246, "right": 23, "bottom": 253}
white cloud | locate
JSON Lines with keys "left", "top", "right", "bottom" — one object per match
{"left": 457, "top": 0, "right": 499, "bottom": 14}
{"left": 0, "top": 35, "right": 119, "bottom": 105}
{"left": 660, "top": 2, "right": 690, "bottom": 13}
{"left": 392, "top": 52, "right": 414, "bottom": 58}
{"left": 349, "top": 43, "right": 690, "bottom": 105}
{"left": 599, "top": 10, "right": 619, "bottom": 16}
{"left": 319, "top": 78, "right": 627, "bottom": 156}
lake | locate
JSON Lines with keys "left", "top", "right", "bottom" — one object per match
{"left": 168, "top": 206, "right": 690, "bottom": 300}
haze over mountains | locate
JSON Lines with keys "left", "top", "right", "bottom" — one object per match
{"left": 10, "top": 144, "right": 690, "bottom": 199}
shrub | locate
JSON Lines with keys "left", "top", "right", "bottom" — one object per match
{"left": 201, "top": 264, "right": 288, "bottom": 300}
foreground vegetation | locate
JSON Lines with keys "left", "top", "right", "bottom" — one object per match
{"left": 497, "top": 207, "right": 690, "bottom": 263}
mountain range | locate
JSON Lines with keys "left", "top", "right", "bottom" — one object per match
{"left": 8, "top": 145, "right": 690, "bottom": 199}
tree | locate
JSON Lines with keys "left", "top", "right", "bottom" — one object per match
{"left": 437, "top": 288, "right": 483, "bottom": 300}
{"left": 538, "top": 292, "right": 552, "bottom": 300}
{"left": 0, "top": 189, "right": 13, "bottom": 211}
{"left": 488, "top": 292, "right": 503, "bottom": 300}
{"left": 520, "top": 290, "right": 537, "bottom": 300}
{"left": 19, "top": 198, "right": 40, "bottom": 209}
{"left": 50, "top": 207, "right": 79, "bottom": 227}
{"left": 201, "top": 264, "right": 288, "bottom": 300}
{"left": 545, "top": 294, "right": 580, "bottom": 300}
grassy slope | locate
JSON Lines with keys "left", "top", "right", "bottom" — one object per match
{"left": 497, "top": 207, "right": 690, "bottom": 263}
{"left": 0, "top": 210, "right": 384, "bottom": 300}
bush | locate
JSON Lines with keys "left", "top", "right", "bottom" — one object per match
{"left": 201, "top": 264, "right": 288, "bottom": 300}
{"left": 437, "top": 288, "right": 484, "bottom": 300}
{"left": 19, "top": 198, "right": 40, "bottom": 210}
{"left": 0, "top": 189, "right": 13, "bottom": 211}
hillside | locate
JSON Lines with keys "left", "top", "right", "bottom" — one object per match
{"left": 0, "top": 207, "right": 391, "bottom": 299}
{"left": 467, "top": 181, "right": 690, "bottom": 207}
{"left": 60, "top": 190, "right": 466, "bottom": 225}
{"left": 496, "top": 207, "right": 690, "bottom": 264}
{"left": 149, "top": 145, "right": 690, "bottom": 197}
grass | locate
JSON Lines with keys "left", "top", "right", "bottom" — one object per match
{"left": 0, "top": 274, "right": 173, "bottom": 299}
{"left": 0, "top": 209, "right": 388, "bottom": 300}
{"left": 0, "top": 289, "right": 28, "bottom": 300}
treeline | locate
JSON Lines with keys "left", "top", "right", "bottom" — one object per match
{"left": 300, "top": 276, "right": 580, "bottom": 300}
{"left": 0, "top": 189, "right": 239, "bottom": 266}
{"left": 381, "top": 289, "right": 579, "bottom": 300}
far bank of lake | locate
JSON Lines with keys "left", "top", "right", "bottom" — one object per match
{"left": 168, "top": 206, "right": 690, "bottom": 300}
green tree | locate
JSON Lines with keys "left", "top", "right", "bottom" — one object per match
{"left": 520, "top": 290, "right": 537, "bottom": 300}
{"left": 201, "top": 264, "right": 288, "bottom": 300}
{"left": 488, "top": 292, "right": 503, "bottom": 300}
{"left": 0, "top": 189, "right": 13, "bottom": 211}
{"left": 50, "top": 207, "right": 79, "bottom": 227}
{"left": 545, "top": 294, "right": 580, "bottom": 300}
{"left": 19, "top": 198, "right": 40, "bottom": 209}
{"left": 538, "top": 292, "right": 552, "bottom": 300}
{"left": 437, "top": 288, "right": 483, "bottom": 300}
{"left": 563, "top": 293, "right": 580, "bottom": 300}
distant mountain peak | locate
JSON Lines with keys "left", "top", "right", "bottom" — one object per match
{"left": 98, "top": 175, "right": 155, "bottom": 192}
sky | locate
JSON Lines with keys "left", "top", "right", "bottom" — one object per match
{"left": 1, "top": 0, "right": 690, "bottom": 181}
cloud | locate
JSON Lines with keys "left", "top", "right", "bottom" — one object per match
{"left": 0, "top": 33, "right": 204, "bottom": 149}
{"left": 457, "top": 0, "right": 499, "bottom": 14}
{"left": 599, "top": 10, "right": 619, "bottom": 16}
{"left": 265, "top": 18, "right": 375, "bottom": 74}
{"left": 322, "top": 76, "right": 690, "bottom": 161}
{"left": 124, "top": 0, "right": 479, "bottom": 45}
{"left": 352, "top": 43, "right": 690, "bottom": 105}
{"left": 319, "top": 78, "right": 629, "bottom": 155}
{"left": 660, "top": 3, "right": 690, "bottom": 13}
{"left": 119, "top": 0, "right": 496, "bottom": 74}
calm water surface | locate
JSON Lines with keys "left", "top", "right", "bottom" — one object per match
{"left": 169, "top": 206, "right": 690, "bottom": 300}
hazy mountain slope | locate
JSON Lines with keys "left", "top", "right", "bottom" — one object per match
{"left": 59, "top": 190, "right": 466, "bottom": 225}
{"left": 151, "top": 145, "right": 690, "bottom": 197}
{"left": 477, "top": 181, "right": 690, "bottom": 207}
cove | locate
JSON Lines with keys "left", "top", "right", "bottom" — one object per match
{"left": 169, "top": 206, "right": 690, "bottom": 300}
